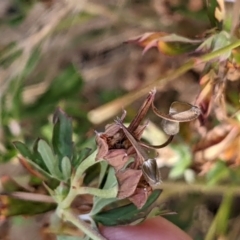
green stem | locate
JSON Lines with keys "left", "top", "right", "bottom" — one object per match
{"left": 57, "top": 151, "right": 115, "bottom": 240}
{"left": 77, "top": 186, "right": 118, "bottom": 198}
{"left": 205, "top": 191, "right": 233, "bottom": 240}
{"left": 60, "top": 150, "right": 98, "bottom": 208}
{"left": 160, "top": 181, "right": 240, "bottom": 196}
{"left": 88, "top": 40, "right": 240, "bottom": 124}
{"left": 74, "top": 150, "right": 98, "bottom": 183}
{"left": 58, "top": 208, "right": 107, "bottom": 240}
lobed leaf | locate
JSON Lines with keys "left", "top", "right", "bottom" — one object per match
{"left": 37, "top": 139, "right": 63, "bottom": 180}
{"left": 32, "top": 139, "right": 51, "bottom": 172}
{"left": 13, "top": 141, "right": 52, "bottom": 178}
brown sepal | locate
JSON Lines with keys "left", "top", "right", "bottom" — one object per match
{"left": 104, "top": 149, "right": 129, "bottom": 172}
{"left": 95, "top": 133, "right": 109, "bottom": 160}
{"left": 116, "top": 169, "right": 143, "bottom": 199}
{"left": 129, "top": 184, "right": 152, "bottom": 209}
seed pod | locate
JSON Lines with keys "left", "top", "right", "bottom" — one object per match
{"left": 161, "top": 119, "right": 179, "bottom": 135}
{"left": 169, "top": 102, "right": 201, "bottom": 122}
{"left": 142, "top": 159, "right": 161, "bottom": 186}
{"left": 152, "top": 101, "right": 201, "bottom": 123}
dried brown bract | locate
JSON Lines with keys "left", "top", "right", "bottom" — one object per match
{"left": 95, "top": 91, "right": 156, "bottom": 208}
{"left": 95, "top": 89, "right": 201, "bottom": 208}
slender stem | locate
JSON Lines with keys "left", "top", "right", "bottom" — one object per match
{"left": 88, "top": 40, "right": 240, "bottom": 124}
{"left": 60, "top": 150, "right": 98, "bottom": 208}
{"left": 60, "top": 151, "right": 116, "bottom": 208}
{"left": 57, "top": 150, "right": 113, "bottom": 240}
{"left": 77, "top": 186, "right": 118, "bottom": 198}
{"left": 205, "top": 191, "right": 233, "bottom": 240}
{"left": 73, "top": 150, "right": 98, "bottom": 187}
{"left": 140, "top": 135, "right": 174, "bottom": 149}
{"left": 59, "top": 208, "right": 107, "bottom": 240}
{"left": 0, "top": 192, "right": 55, "bottom": 203}
{"left": 160, "top": 181, "right": 240, "bottom": 196}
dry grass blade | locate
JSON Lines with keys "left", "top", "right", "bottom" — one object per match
{"left": 0, "top": 192, "right": 55, "bottom": 203}
{"left": 0, "top": 0, "right": 87, "bottom": 97}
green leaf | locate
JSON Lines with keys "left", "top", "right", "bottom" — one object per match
{"left": 61, "top": 156, "right": 72, "bottom": 181}
{"left": 91, "top": 167, "right": 118, "bottom": 215}
{"left": 212, "top": 31, "right": 230, "bottom": 51}
{"left": 93, "top": 189, "right": 162, "bottom": 226}
{"left": 0, "top": 197, "right": 55, "bottom": 217}
{"left": 128, "top": 32, "right": 201, "bottom": 56}
{"left": 215, "top": 192, "right": 233, "bottom": 235}
{"left": 196, "top": 31, "right": 230, "bottom": 61}
{"left": 102, "top": 167, "right": 117, "bottom": 189}
{"left": 205, "top": 0, "right": 225, "bottom": 30}
{"left": 72, "top": 148, "right": 93, "bottom": 169}
{"left": 13, "top": 141, "right": 52, "bottom": 178}
{"left": 74, "top": 150, "right": 98, "bottom": 182}
{"left": 83, "top": 164, "right": 101, "bottom": 185}
{"left": 91, "top": 196, "right": 117, "bottom": 217}
{"left": 32, "top": 139, "right": 51, "bottom": 172}
{"left": 37, "top": 139, "right": 63, "bottom": 180}
{"left": 158, "top": 41, "right": 200, "bottom": 56}
{"left": 98, "top": 161, "right": 108, "bottom": 187}
{"left": 205, "top": 191, "right": 233, "bottom": 239}
{"left": 52, "top": 108, "right": 73, "bottom": 161}
{"left": 54, "top": 182, "right": 70, "bottom": 202}
{"left": 13, "top": 141, "right": 33, "bottom": 159}
{"left": 9, "top": 76, "right": 24, "bottom": 119}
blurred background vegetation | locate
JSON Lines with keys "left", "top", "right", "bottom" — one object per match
{"left": 1, "top": 0, "right": 240, "bottom": 239}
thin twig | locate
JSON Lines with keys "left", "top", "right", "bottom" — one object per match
{"left": 88, "top": 40, "right": 240, "bottom": 124}
{"left": 161, "top": 182, "right": 240, "bottom": 196}
{"left": 60, "top": 150, "right": 98, "bottom": 209}
{"left": 0, "top": 0, "right": 87, "bottom": 98}
{"left": 0, "top": 192, "right": 55, "bottom": 203}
